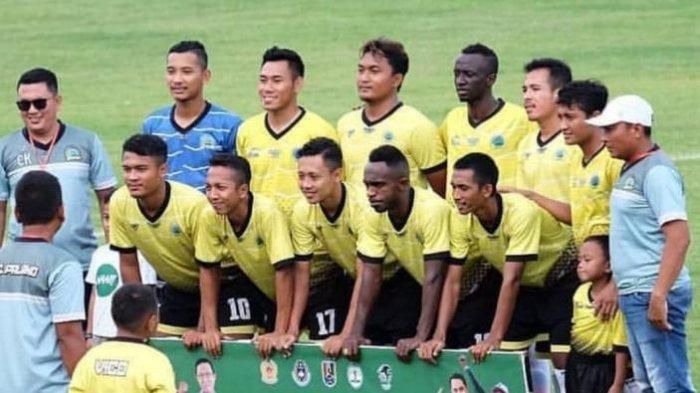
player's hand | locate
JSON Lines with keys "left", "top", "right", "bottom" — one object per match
{"left": 255, "top": 332, "right": 282, "bottom": 359}
{"left": 201, "top": 329, "right": 223, "bottom": 357}
{"left": 177, "top": 381, "right": 189, "bottom": 393}
{"left": 276, "top": 333, "right": 297, "bottom": 356}
{"left": 418, "top": 338, "right": 445, "bottom": 364}
{"left": 181, "top": 330, "right": 203, "bottom": 349}
{"left": 321, "top": 334, "right": 346, "bottom": 357}
{"left": 498, "top": 185, "right": 516, "bottom": 193}
{"left": 648, "top": 292, "right": 672, "bottom": 331}
{"left": 470, "top": 336, "right": 500, "bottom": 363}
{"left": 341, "top": 334, "right": 370, "bottom": 360}
{"left": 86, "top": 337, "right": 96, "bottom": 349}
{"left": 395, "top": 336, "right": 423, "bottom": 361}
{"left": 593, "top": 281, "right": 619, "bottom": 321}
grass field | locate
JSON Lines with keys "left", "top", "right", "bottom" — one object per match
{"left": 1, "top": 0, "right": 698, "bottom": 384}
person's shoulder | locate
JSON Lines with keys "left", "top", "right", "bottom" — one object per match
{"left": 397, "top": 104, "right": 434, "bottom": 124}
{"left": 443, "top": 105, "right": 466, "bottom": 121}
{"left": 0, "top": 128, "right": 23, "bottom": 145}
{"left": 239, "top": 112, "right": 266, "bottom": 130}
{"left": 206, "top": 102, "right": 243, "bottom": 123}
{"left": 62, "top": 123, "right": 104, "bottom": 142}
{"left": 500, "top": 101, "right": 529, "bottom": 118}
{"left": 170, "top": 181, "right": 206, "bottom": 199}
{"left": 502, "top": 192, "right": 538, "bottom": 217}
{"left": 337, "top": 107, "right": 363, "bottom": 125}
{"left": 110, "top": 185, "right": 132, "bottom": 204}
{"left": 415, "top": 188, "right": 449, "bottom": 212}
{"left": 254, "top": 193, "right": 284, "bottom": 216}
{"left": 573, "top": 281, "right": 592, "bottom": 301}
{"left": 144, "top": 105, "right": 172, "bottom": 119}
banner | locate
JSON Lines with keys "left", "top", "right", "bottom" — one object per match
{"left": 152, "top": 339, "right": 528, "bottom": 392}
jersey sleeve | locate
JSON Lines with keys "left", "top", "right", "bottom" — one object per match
{"left": 422, "top": 200, "right": 451, "bottom": 260}
{"left": 290, "top": 201, "right": 316, "bottom": 260}
{"left": 644, "top": 165, "right": 687, "bottom": 226}
{"left": 49, "top": 260, "right": 85, "bottom": 323}
{"left": 262, "top": 205, "right": 295, "bottom": 269}
{"left": 109, "top": 194, "right": 136, "bottom": 253}
{"left": 504, "top": 199, "right": 541, "bottom": 262}
{"left": 514, "top": 138, "right": 528, "bottom": 190}
{"left": 225, "top": 115, "right": 243, "bottom": 154}
{"left": 85, "top": 250, "right": 100, "bottom": 284}
{"left": 137, "top": 252, "right": 158, "bottom": 285}
{"left": 316, "top": 117, "right": 339, "bottom": 143}
{"left": 356, "top": 210, "right": 387, "bottom": 263}
{"left": 0, "top": 155, "right": 9, "bottom": 201}
{"left": 193, "top": 206, "right": 226, "bottom": 265}
{"left": 89, "top": 134, "right": 117, "bottom": 191}
{"left": 67, "top": 357, "right": 90, "bottom": 392}
{"left": 437, "top": 114, "right": 450, "bottom": 153}
{"left": 146, "top": 353, "right": 178, "bottom": 393}
{"left": 449, "top": 208, "right": 470, "bottom": 265}
{"left": 410, "top": 116, "right": 447, "bottom": 173}
{"left": 612, "top": 311, "right": 628, "bottom": 350}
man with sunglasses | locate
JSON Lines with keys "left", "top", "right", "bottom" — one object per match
{"left": 0, "top": 68, "right": 117, "bottom": 282}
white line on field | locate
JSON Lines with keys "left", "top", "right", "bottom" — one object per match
{"left": 672, "top": 153, "right": 700, "bottom": 162}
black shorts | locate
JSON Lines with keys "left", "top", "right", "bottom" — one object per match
{"left": 158, "top": 283, "right": 200, "bottom": 335}
{"left": 565, "top": 350, "right": 616, "bottom": 393}
{"left": 365, "top": 268, "right": 422, "bottom": 346}
{"left": 501, "top": 272, "right": 579, "bottom": 352}
{"left": 219, "top": 268, "right": 275, "bottom": 334}
{"left": 303, "top": 270, "right": 353, "bottom": 340}
{"left": 446, "top": 268, "right": 501, "bottom": 349}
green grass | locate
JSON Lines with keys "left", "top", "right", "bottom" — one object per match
{"left": 1, "top": 0, "right": 698, "bottom": 384}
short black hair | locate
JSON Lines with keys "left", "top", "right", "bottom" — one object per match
{"left": 17, "top": 68, "right": 59, "bottom": 94}
{"left": 453, "top": 152, "right": 499, "bottom": 189}
{"left": 361, "top": 38, "right": 409, "bottom": 90}
{"left": 524, "top": 58, "right": 572, "bottom": 90}
{"left": 368, "top": 145, "right": 409, "bottom": 178}
{"left": 297, "top": 137, "right": 343, "bottom": 170}
{"left": 195, "top": 358, "right": 215, "bottom": 373}
{"left": 15, "top": 171, "right": 62, "bottom": 225}
{"left": 111, "top": 284, "right": 158, "bottom": 333}
{"left": 122, "top": 134, "right": 167, "bottom": 164}
{"left": 583, "top": 234, "right": 610, "bottom": 262}
{"left": 461, "top": 43, "right": 499, "bottom": 74}
{"left": 209, "top": 153, "right": 252, "bottom": 185}
{"left": 262, "top": 46, "right": 305, "bottom": 78}
{"left": 168, "top": 40, "right": 208, "bottom": 69}
{"left": 449, "top": 373, "right": 467, "bottom": 386}
{"left": 557, "top": 80, "right": 608, "bottom": 116}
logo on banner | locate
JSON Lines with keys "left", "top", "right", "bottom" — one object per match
{"left": 321, "top": 360, "right": 337, "bottom": 388}
{"left": 377, "top": 364, "right": 393, "bottom": 391}
{"left": 347, "top": 363, "right": 363, "bottom": 390}
{"left": 260, "top": 359, "right": 278, "bottom": 385}
{"left": 292, "top": 359, "right": 311, "bottom": 387}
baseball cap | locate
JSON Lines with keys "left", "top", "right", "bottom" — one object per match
{"left": 586, "top": 95, "right": 653, "bottom": 127}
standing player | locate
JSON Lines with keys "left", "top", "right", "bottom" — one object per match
{"left": 236, "top": 46, "right": 337, "bottom": 216}
{"left": 195, "top": 154, "right": 295, "bottom": 357}
{"left": 341, "top": 145, "right": 450, "bottom": 360}
{"left": 338, "top": 38, "right": 447, "bottom": 196}
{"left": 446, "top": 153, "right": 578, "bottom": 385}
{"left": 0, "top": 68, "right": 117, "bottom": 272}
{"left": 0, "top": 171, "right": 86, "bottom": 392}
{"left": 109, "top": 134, "right": 224, "bottom": 356}
{"left": 513, "top": 58, "right": 575, "bottom": 206}
{"left": 143, "top": 40, "right": 242, "bottom": 192}
{"left": 441, "top": 43, "right": 533, "bottom": 193}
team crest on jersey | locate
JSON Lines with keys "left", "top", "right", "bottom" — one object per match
{"left": 200, "top": 134, "right": 217, "bottom": 150}
{"left": 347, "top": 363, "right": 363, "bottom": 389}
{"left": 260, "top": 358, "right": 278, "bottom": 385}
{"left": 491, "top": 134, "right": 505, "bottom": 148}
{"left": 590, "top": 175, "right": 600, "bottom": 187}
{"left": 623, "top": 176, "right": 636, "bottom": 190}
{"left": 376, "top": 364, "right": 393, "bottom": 391}
{"left": 292, "top": 359, "right": 311, "bottom": 387}
{"left": 321, "top": 360, "right": 337, "bottom": 387}
{"left": 64, "top": 145, "right": 82, "bottom": 161}
{"left": 256, "top": 236, "right": 264, "bottom": 247}
{"left": 383, "top": 131, "right": 394, "bottom": 142}
{"left": 170, "top": 224, "right": 182, "bottom": 235}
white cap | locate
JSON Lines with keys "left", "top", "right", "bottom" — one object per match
{"left": 586, "top": 95, "right": 653, "bottom": 127}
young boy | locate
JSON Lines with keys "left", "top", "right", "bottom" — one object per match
{"left": 85, "top": 194, "right": 157, "bottom": 344}
{"left": 69, "top": 284, "right": 176, "bottom": 392}
{"left": 567, "top": 235, "right": 630, "bottom": 393}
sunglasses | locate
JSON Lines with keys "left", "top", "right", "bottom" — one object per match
{"left": 16, "top": 98, "right": 50, "bottom": 111}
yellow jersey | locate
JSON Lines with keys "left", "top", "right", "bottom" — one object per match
{"left": 337, "top": 103, "right": 446, "bottom": 190}
{"left": 357, "top": 187, "right": 451, "bottom": 283}
{"left": 195, "top": 193, "right": 295, "bottom": 300}
{"left": 569, "top": 146, "right": 623, "bottom": 246}
{"left": 110, "top": 182, "right": 208, "bottom": 292}
{"left": 571, "top": 282, "right": 627, "bottom": 355}
{"left": 450, "top": 193, "right": 576, "bottom": 287}
{"left": 236, "top": 108, "right": 338, "bottom": 216}
{"left": 69, "top": 339, "right": 176, "bottom": 393}
{"left": 440, "top": 100, "right": 534, "bottom": 194}
{"left": 516, "top": 130, "right": 577, "bottom": 203}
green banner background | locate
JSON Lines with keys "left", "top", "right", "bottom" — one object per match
{"left": 152, "top": 339, "right": 528, "bottom": 392}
